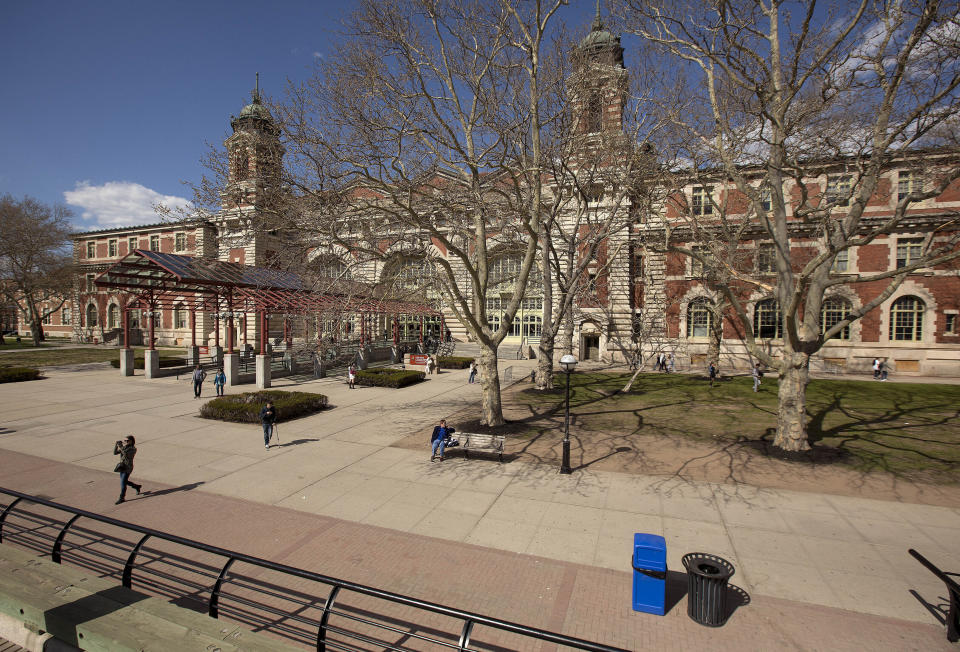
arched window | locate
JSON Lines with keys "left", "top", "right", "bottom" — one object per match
{"left": 523, "top": 314, "right": 542, "bottom": 338}
{"left": 753, "top": 299, "right": 782, "bottom": 339}
{"left": 107, "top": 304, "right": 120, "bottom": 329}
{"left": 821, "top": 297, "right": 851, "bottom": 340}
{"left": 686, "top": 298, "right": 713, "bottom": 338}
{"left": 86, "top": 304, "right": 98, "bottom": 328}
{"left": 889, "top": 296, "right": 925, "bottom": 341}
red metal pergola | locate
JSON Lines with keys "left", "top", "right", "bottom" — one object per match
{"left": 94, "top": 250, "right": 442, "bottom": 353}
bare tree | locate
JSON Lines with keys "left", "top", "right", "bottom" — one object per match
{"left": 271, "top": 0, "right": 570, "bottom": 426}
{"left": 0, "top": 195, "right": 75, "bottom": 346}
{"left": 619, "top": 0, "right": 960, "bottom": 451}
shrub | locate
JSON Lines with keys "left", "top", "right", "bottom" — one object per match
{"left": 110, "top": 356, "right": 186, "bottom": 369}
{"left": 437, "top": 356, "right": 475, "bottom": 369}
{"left": 200, "top": 390, "right": 328, "bottom": 423}
{"left": 356, "top": 367, "right": 425, "bottom": 388}
{"left": 0, "top": 367, "right": 42, "bottom": 383}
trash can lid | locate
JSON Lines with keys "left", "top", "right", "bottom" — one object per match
{"left": 633, "top": 533, "right": 667, "bottom": 571}
{"left": 681, "top": 552, "right": 734, "bottom": 579}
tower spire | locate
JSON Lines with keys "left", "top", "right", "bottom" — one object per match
{"left": 253, "top": 72, "right": 261, "bottom": 104}
{"left": 592, "top": 0, "right": 603, "bottom": 31}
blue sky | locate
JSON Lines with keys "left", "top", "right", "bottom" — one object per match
{"left": 1, "top": 1, "right": 602, "bottom": 232}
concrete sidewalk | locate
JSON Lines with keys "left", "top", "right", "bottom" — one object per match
{"left": 0, "top": 363, "right": 957, "bottom": 648}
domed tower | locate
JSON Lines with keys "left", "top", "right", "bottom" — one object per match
{"left": 222, "top": 75, "right": 284, "bottom": 213}
{"left": 217, "top": 75, "right": 286, "bottom": 266}
{"left": 573, "top": 3, "right": 627, "bottom": 138}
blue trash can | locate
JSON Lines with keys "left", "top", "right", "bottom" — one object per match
{"left": 631, "top": 533, "right": 667, "bottom": 615}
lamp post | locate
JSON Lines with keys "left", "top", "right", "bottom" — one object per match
{"left": 559, "top": 353, "right": 577, "bottom": 474}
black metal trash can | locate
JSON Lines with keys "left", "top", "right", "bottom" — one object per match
{"left": 682, "top": 553, "right": 735, "bottom": 627}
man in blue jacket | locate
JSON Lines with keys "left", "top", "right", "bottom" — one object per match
{"left": 430, "top": 419, "right": 451, "bottom": 462}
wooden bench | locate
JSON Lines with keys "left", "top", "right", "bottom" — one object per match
{"left": 451, "top": 433, "right": 505, "bottom": 462}
{"left": 0, "top": 545, "right": 300, "bottom": 652}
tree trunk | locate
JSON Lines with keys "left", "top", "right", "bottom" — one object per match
{"left": 562, "top": 309, "right": 574, "bottom": 355}
{"left": 478, "top": 342, "right": 504, "bottom": 426}
{"left": 27, "top": 301, "right": 42, "bottom": 347}
{"left": 536, "top": 328, "right": 555, "bottom": 389}
{"left": 774, "top": 354, "right": 812, "bottom": 451}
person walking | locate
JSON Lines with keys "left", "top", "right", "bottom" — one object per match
{"left": 113, "top": 435, "right": 142, "bottom": 504}
{"left": 347, "top": 364, "right": 356, "bottom": 389}
{"left": 872, "top": 357, "right": 880, "bottom": 379}
{"left": 752, "top": 362, "right": 762, "bottom": 392}
{"left": 468, "top": 361, "right": 477, "bottom": 384}
{"left": 425, "top": 356, "right": 434, "bottom": 375}
{"left": 668, "top": 353, "right": 675, "bottom": 373}
{"left": 656, "top": 352, "right": 665, "bottom": 371}
{"left": 260, "top": 400, "right": 277, "bottom": 450}
{"left": 192, "top": 365, "right": 207, "bottom": 399}
{"left": 878, "top": 358, "right": 889, "bottom": 381}
{"left": 430, "top": 419, "right": 451, "bottom": 461}
{"left": 709, "top": 361, "right": 717, "bottom": 387}
{"left": 213, "top": 367, "right": 226, "bottom": 397}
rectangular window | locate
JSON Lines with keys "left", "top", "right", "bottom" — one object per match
{"left": 760, "top": 188, "right": 772, "bottom": 212}
{"left": 149, "top": 235, "right": 159, "bottom": 251}
{"left": 757, "top": 243, "right": 776, "bottom": 274}
{"left": 946, "top": 314, "right": 958, "bottom": 335}
{"left": 898, "top": 171, "right": 921, "bottom": 202}
{"left": 129, "top": 237, "right": 138, "bottom": 252}
{"left": 692, "top": 187, "right": 713, "bottom": 216}
{"left": 42, "top": 311, "right": 52, "bottom": 325}
{"left": 108, "top": 239, "right": 117, "bottom": 257}
{"left": 85, "top": 274, "right": 95, "bottom": 292}
{"left": 86, "top": 241, "right": 95, "bottom": 258}
{"left": 583, "top": 184, "right": 604, "bottom": 205}
{"left": 62, "top": 305, "right": 71, "bottom": 325}
{"left": 175, "top": 232, "right": 187, "bottom": 251}
{"left": 831, "top": 249, "right": 849, "bottom": 273}
{"left": 690, "top": 246, "right": 714, "bottom": 277}
{"left": 175, "top": 309, "right": 188, "bottom": 329}
{"left": 896, "top": 237, "right": 924, "bottom": 269}
{"left": 826, "top": 176, "right": 851, "bottom": 207}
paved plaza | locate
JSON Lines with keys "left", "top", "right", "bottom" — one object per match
{"left": 0, "top": 361, "right": 957, "bottom": 650}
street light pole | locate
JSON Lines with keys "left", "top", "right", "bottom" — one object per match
{"left": 559, "top": 354, "right": 577, "bottom": 474}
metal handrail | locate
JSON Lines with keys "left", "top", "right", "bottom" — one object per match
{"left": 0, "top": 487, "right": 627, "bottom": 652}
{"left": 909, "top": 548, "right": 959, "bottom": 643}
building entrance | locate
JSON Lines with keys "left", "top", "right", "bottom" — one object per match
{"left": 582, "top": 334, "right": 600, "bottom": 361}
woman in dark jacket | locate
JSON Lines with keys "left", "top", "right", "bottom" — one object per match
{"left": 113, "top": 435, "right": 142, "bottom": 504}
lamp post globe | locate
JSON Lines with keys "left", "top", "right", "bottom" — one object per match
{"left": 559, "top": 354, "right": 577, "bottom": 474}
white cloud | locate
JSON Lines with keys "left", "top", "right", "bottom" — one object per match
{"left": 64, "top": 181, "right": 193, "bottom": 229}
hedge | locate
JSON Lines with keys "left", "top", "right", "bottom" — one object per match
{"left": 437, "top": 356, "right": 475, "bottom": 369}
{"left": 200, "top": 390, "right": 328, "bottom": 423}
{"left": 355, "top": 367, "right": 425, "bottom": 388}
{"left": 0, "top": 367, "right": 42, "bottom": 383}
{"left": 110, "top": 357, "right": 186, "bottom": 369}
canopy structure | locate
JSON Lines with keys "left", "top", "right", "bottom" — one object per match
{"left": 95, "top": 250, "right": 443, "bottom": 352}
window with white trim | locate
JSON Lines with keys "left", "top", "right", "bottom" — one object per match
{"left": 889, "top": 296, "right": 924, "bottom": 341}
{"left": 175, "top": 232, "right": 187, "bottom": 251}
{"left": 128, "top": 237, "right": 138, "bottom": 252}
{"left": 826, "top": 176, "right": 851, "bottom": 207}
{"left": 831, "top": 249, "right": 849, "bottom": 273}
{"left": 692, "top": 187, "right": 713, "bottom": 216}
{"left": 86, "top": 241, "right": 95, "bottom": 258}
{"left": 896, "top": 238, "right": 923, "bottom": 269}
{"left": 757, "top": 243, "right": 776, "bottom": 274}
{"left": 686, "top": 298, "right": 713, "bottom": 338}
{"left": 898, "top": 171, "right": 921, "bottom": 202}
{"left": 149, "top": 235, "right": 159, "bottom": 251}
{"left": 108, "top": 239, "right": 117, "bottom": 257}
{"left": 821, "top": 297, "right": 851, "bottom": 340}
{"left": 753, "top": 299, "right": 782, "bottom": 339}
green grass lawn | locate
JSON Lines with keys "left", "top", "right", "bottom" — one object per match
{"left": 0, "top": 347, "right": 182, "bottom": 368}
{"left": 514, "top": 371, "right": 960, "bottom": 482}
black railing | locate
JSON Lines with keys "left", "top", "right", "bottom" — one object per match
{"left": 909, "top": 548, "right": 959, "bottom": 642}
{"left": 0, "top": 488, "right": 628, "bottom": 652}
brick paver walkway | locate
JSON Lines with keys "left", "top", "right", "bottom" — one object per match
{"left": 0, "top": 450, "right": 953, "bottom": 651}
